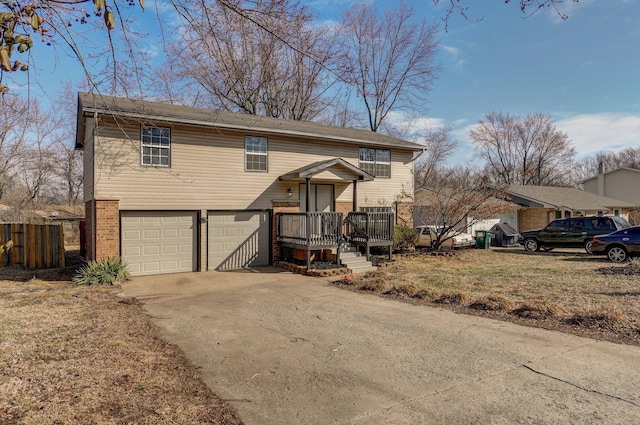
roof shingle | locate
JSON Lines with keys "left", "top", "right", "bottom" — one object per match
{"left": 76, "top": 93, "right": 424, "bottom": 151}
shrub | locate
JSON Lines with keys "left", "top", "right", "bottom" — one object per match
{"left": 394, "top": 226, "right": 419, "bottom": 249}
{"left": 73, "top": 257, "right": 131, "bottom": 286}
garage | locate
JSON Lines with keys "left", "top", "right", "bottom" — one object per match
{"left": 121, "top": 211, "right": 197, "bottom": 276}
{"left": 208, "top": 211, "right": 270, "bottom": 271}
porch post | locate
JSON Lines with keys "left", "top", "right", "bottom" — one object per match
{"left": 305, "top": 177, "right": 311, "bottom": 213}
{"left": 352, "top": 180, "right": 358, "bottom": 212}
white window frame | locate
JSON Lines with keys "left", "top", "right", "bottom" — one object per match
{"left": 141, "top": 125, "right": 171, "bottom": 167}
{"left": 359, "top": 147, "right": 391, "bottom": 178}
{"left": 245, "top": 136, "right": 268, "bottom": 172}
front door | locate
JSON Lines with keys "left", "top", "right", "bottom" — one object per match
{"left": 300, "top": 184, "right": 334, "bottom": 212}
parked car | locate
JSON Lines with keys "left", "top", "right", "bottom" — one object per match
{"left": 591, "top": 226, "right": 640, "bottom": 262}
{"left": 519, "top": 216, "right": 630, "bottom": 254}
{"left": 416, "top": 225, "right": 475, "bottom": 249}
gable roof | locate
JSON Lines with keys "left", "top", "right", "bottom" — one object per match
{"left": 504, "top": 185, "right": 636, "bottom": 210}
{"left": 76, "top": 92, "right": 425, "bottom": 152}
{"left": 583, "top": 167, "right": 640, "bottom": 183}
{"left": 279, "top": 158, "right": 374, "bottom": 181}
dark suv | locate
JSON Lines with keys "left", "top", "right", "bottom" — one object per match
{"left": 519, "top": 216, "right": 631, "bottom": 253}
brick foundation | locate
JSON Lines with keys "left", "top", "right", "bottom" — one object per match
{"left": 272, "top": 200, "right": 300, "bottom": 261}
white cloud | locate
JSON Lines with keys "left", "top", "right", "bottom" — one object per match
{"left": 140, "top": 44, "right": 160, "bottom": 58}
{"left": 442, "top": 45, "right": 460, "bottom": 56}
{"left": 386, "top": 111, "right": 445, "bottom": 136}
{"left": 555, "top": 113, "right": 640, "bottom": 157}
{"left": 441, "top": 44, "right": 465, "bottom": 70}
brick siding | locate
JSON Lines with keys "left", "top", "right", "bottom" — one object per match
{"left": 94, "top": 200, "right": 120, "bottom": 261}
{"left": 518, "top": 208, "right": 554, "bottom": 233}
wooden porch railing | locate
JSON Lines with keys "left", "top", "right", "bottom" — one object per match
{"left": 345, "top": 212, "right": 394, "bottom": 260}
{"left": 276, "top": 212, "right": 343, "bottom": 248}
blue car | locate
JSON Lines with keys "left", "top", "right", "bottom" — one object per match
{"left": 590, "top": 226, "right": 640, "bottom": 262}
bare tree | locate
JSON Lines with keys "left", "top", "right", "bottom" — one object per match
{"left": 414, "top": 166, "right": 515, "bottom": 250}
{"left": 50, "top": 140, "right": 83, "bottom": 205}
{"left": 571, "top": 147, "right": 640, "bottom": 188}
{"left": 15, "top": 101, "right": 62, "bottom": 209}
{"left": 338, "top": 1, "right": 439, "bottom": 132}
{"left": 0, "top": 95, "right": 31, "bottom": 200}
{"left": 470, "top": 112, "right": 575, "bottom": 186}
{"left": 414, "top": 125, "right": 458, "bottom": 189}
{"left": 434, "top": 0, "right": 581, "bottom": 30}
{"left": 0, "top": 0, "right": 582, "bottom": 96}
{"left": 169, "top": 0, "right": 339, "bottom": 120}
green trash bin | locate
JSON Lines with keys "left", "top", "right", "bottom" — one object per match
{"left": 475, "top": 230, "right": 492, "bottom": 249}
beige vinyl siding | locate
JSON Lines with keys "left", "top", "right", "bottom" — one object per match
{"left": 584, "top": 169, "right": 640, "bottom": 206}
{"left": 92, "top": 121, "right": 414, "bottom": 211}
{"left": 83, "top": 118, "right": 95, "bottom": 202}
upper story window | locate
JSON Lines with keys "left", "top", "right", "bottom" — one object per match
{"left": 245, "top": 136, "right": 268, "bottom": 172}
{"left": 359, "top": 147, "right": 390, "bottom": 178}
{"left": 141, "top": 125, "right": 170, "bottom": 167}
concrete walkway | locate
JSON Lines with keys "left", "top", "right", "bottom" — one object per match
{"left": 122, "top": 268, "right": 640, "bottom": 424}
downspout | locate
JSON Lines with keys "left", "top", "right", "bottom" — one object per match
{"left": 352, "top": 180, "right": 358, "bottom": 212}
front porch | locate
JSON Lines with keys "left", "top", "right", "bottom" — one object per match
{"left": 274, "top": 157, "right": 396, "bottom": 271}
{"left": 276, "top": 211, "right": 394, "bottom": 269}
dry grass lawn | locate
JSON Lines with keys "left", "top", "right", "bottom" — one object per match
{"left": 338, "top": 249, "right": 640, "bottom": 346}
{"left": 2, "top": 247, "right": 639, "bottom": 423}
{"left": 0, "top": 251, "right": 243, "bottom": 425}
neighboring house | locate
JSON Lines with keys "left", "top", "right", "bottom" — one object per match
{"left": 413, "top": 187, "right": 518, "bottom": 234}
{"left": 75, "top": 93, "right": 423, "bottom": 276}
{"left": 502, "top": 185, "right": 636, "bottom": 232}
{"left": 30, "top": 205, "right": 85, "bottom": 244}
{"left": 583, "top": 167, "right": 640, "bottom": 207}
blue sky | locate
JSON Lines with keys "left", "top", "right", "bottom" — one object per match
{"left": 8, "top": 0, "right": 639, "bottom": 164}
{"left": 309, "top": 0, "right": 640, "bottom": 164}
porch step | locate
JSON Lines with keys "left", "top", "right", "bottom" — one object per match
{"left": 338, "top": 249, "right": 377, "bottom": 274}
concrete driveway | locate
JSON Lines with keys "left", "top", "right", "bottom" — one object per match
{"left": 122, "top": 268, "right": 640, "bottom": 424}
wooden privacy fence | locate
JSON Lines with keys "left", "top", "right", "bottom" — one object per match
{"left": 1, "top": 223, "right": 65, "bottom": 268}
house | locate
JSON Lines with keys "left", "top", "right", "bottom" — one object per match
{"left": 502, "top": 185, "right": 636, "bottom": 232}
{"left": 583, "top": 167, "right": 640, "bottom": 224}
{"left": 413, "top": 187, "right": 519, "bottom": 235}
{"left": 0, "top": 204, "right": 84, "bottom": 244}
{"left": 30, "top": 205, "right": 85, "bottom": 244}
{"left": 75, "top": 93, "right": 423, "bottom": 276}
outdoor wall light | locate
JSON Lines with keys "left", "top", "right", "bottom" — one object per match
{"left": 287, "top": 187, "right": 293, "bottom": 197}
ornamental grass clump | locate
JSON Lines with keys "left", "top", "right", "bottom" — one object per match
{"left": 468, "top": 295, "right": 515, "bottom": 312}
{"left": 568, "top": 305, "right": 628, "bottom": 330}
{"left": 511, "top": 300, "right": 567, "bottom": 319}
{"left": 73, "top": 257, "right": 131, "bottom": 285}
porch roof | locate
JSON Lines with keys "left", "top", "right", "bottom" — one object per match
{"left": 278, "top": 158, "right": 374, "bottom": 182}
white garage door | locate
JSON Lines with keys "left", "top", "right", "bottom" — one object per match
{"left": 208, "top": 211, "right": 270, "bottom": 271}
{"left": 121, "top": 212, "right": 197, "bottom": 276}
